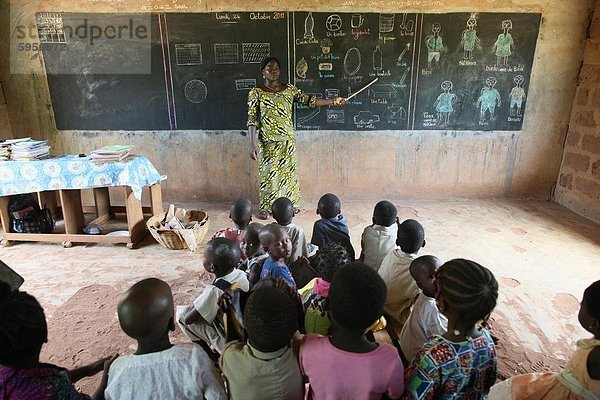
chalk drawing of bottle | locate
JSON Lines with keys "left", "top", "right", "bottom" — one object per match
{"left": 304, "top": 12, "right": 315, "bottom": 39}
{"left": 373, "top": 45, "right": 382, "bottom": 71}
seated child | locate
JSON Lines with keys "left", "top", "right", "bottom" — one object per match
{"left": 360, "top": 200, "right": 398, "bottom": 271}
{"left": 106, "top": 278, "right": 227, "bottom": 400}
{"left": 213, "top": 198, "right": 253, "bottom": 258}
{"left": 378, "top": 219, "right": 426, "bottom": 327}
{"left": 0, "top": 281, "right": 114, "bottom": 400}
{"left": 403, "top": 259, "right": 498, "bottom": 399}
{"left": 299, "top": 262, "right": 405, "bottom": 400}
{"left": 399, "top": 255, "right": 448, "bottom": 362}
{"left": 177, "top": 237, "right": 250, "bottom": 354}
{"left": 258, "top": 224, "right": 296, "bottom": 289}
{"left": 310, "top": 193, "right": 356, "bottom": 260}
{"left": 272, "top": 197, "right": 308, "bottom": 264}
{"left": 239, "top": 222, "right": 267, "bottom": 286}
{"left": 298, "top": 242, "right": 349, "bottom": 335}
{"left": 489, "top": 279, "right": 600, "bottom": 399}
{"left": 220, "top": 286, "right": 304, "bottom": 400}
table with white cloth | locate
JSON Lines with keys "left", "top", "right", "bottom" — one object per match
{"left": 0, "top": 155, "right": 164, "bottom": 248}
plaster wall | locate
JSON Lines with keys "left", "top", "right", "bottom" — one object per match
{"left": 0, "top": 0, "right": 594, "bottom": 204}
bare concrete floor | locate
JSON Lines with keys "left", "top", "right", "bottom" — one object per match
{"left": 1, "top": 199, "right": 599, "bottom": 392}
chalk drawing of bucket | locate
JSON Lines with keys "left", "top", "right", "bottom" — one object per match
{"left": 379, "top": 14, "right": 395, "bottom": 33}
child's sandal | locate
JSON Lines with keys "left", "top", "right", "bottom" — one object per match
{"left": 257, "top": 210, "right": 270, "bottom": 220}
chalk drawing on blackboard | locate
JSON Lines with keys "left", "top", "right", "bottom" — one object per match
{"left": 399, "top": 13, "right": 414, "bottom": 33}
{"left": 235, "top": 79, "right": 256, "bottom": 91}
{"left": 461, "top": 15, "right": 480, "bottom": 60}
{"left": 304, "top": 12, "right": 315, "bottom": 39}
{"left": 425, "top": 22, "right": 444, "bottom": 69}
{"left": 242, "top": 43, "right": 270, "bottom": 63}
{"left": 344, "top": 48, "right": 361, "bottom": 76}
{"left": 325, "top": 88, "right": 340, "bottom": 98}
{"left": 382, "top": 104, "right": 407, "bottom": 123}
{"left": 319, "top": 63, "right": 333, "bottom": 71}
{"left": 373, "top": 45, "right": 383, "bottom": 71}
{"left": 184, "top": 79, "right": 208, "bottom": 103}
{"left": 399, "top": 67, "right": 410, "bottom": 85}
{"left": 379, "top": 14, "right": 395, "bottom": 33}
{"left": 434, "top": 81, "right": 458, "bottom": 125}
{"left": 368, "top": 84, "right": 397, "bottom": 98}
{"left": 296, "top": 57, "right": 309, "bottom": 78}
{"left": 326, "top": 14, "right": 343, "bottom": 32}
{"left": 36, "top": 12, "right": 66, "bottom": 43}
{"left": 493, "top": 20, "right": 514, "bottom": 67}
{"left": 308, "top": 92, "right": 324, "bottom": 99}
{"left": 214, "top": 43, "right": 239, "bottom": 64}
{"left": 509, "top": 75, "right": 526, "bottom": 117}
{"left": 476, "top": 77, "right": 501, "bottom": 122}
{"left": 175, "top": 44, "right": 203, "bottom": 66}
{"left": 352, "top": 14, "right": 364, "bottom": 28}
{"left": 397, "top": 43, "right": 410, "bottom": 64}
{"left": 320, "top": 39, "right": 333, "bottom": 55}
{"left": 298, "top": 108, "right": 320, "bottom": 124}
{"left": 327, "top": 109, "right": 345, "bottom": 124}
{"left": 354, "top": 111, "right": 380, "bottom": 124}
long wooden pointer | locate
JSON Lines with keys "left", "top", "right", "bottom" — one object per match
{"left": 345, "top": 78, "right": 379, "bottom": 101}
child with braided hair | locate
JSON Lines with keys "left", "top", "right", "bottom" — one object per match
{"left": 0, "top": 281, "right": 116, "bottom": 400}
{"left": 402, "top": 258, "right": 498, "bottom": 399}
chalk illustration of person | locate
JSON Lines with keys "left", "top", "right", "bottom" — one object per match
{"left": 509, "top": 75, "right": 526, "bottom": 117}
{"left": 434, "top": 80, "right": 457, "bottom": 124}
{"left": 461, "top": 16, "right": 480, "bottom": 60}
{"left": 477, "top": 77, "right": 501, "bottom": 122}
{"left": 493, "top": 20, "right": 514, "bottom": 67}
{"left": 425, "top": 22, "right": 444, "bottom": 69}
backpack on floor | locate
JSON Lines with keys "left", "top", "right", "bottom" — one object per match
{"left": 8, "top": 194, "right": 55, "bottom": 234}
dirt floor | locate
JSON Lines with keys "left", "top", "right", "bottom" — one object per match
{"left": 1, "top": 199, "right": 599, "bottom": 395}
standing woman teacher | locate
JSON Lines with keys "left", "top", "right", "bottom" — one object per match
{"left": 247, "top": 57, "right": 346, "bottom": 220}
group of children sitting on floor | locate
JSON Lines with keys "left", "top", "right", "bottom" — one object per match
{"left": 0, "top": 194, "right": 599, "bottom": 399}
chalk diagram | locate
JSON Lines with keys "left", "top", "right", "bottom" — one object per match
{"left": 493, "top": 20, "right": 514, "bottom": 66}
{"left": 398, "top": 13, "right": 414, "bottom": 33}
{"left": 379, "top": 14, "right": 395, "bottom": 33}
{"left": 326, "top": 14, "right": 343, "bottom": 31}
{"left": 325, "top": 88, "right": 340, "bottom": 98}
{"left": 382, "top": 104, "right": 407, "bottom": 123}
{"left": 373, "top": 45, "right": 383, "bottom": 71}
{"left": 351, "top": 14, "right": 364, "bottom": 28}
{"left": 368, "top": 84, "right": 397, "bottom": 98}
{"left": 476, "top": 77, "right": 501, "bottom": 122}
{"left": 304, "top": 12, "right": 314, "bottom": 39}
{"left": 297, "top": 108, "right": 320, "bottom": 124}
{"left": 344, "top": 48, "right": 361, "bottom": 76}
{"left": 509, "top": 75, "right": 526, "bottom": 117}
{"left": 354, "top": 110, "right": 380, "bottom": 125}
{"left": 235, "top": 79, "right": 256, "bottom": 91}
{"left": 327, "top": 109, "right": 345, "bottom": 124}
{"left": 461, "top": 15, "right": 480, "bottom": 60}
{"left": 399, "top": 67, "right": 410, "bottom": 85}
{"left": 397, "top": 43, "right": 411, "bottom": 64}
{"left": 184, "top": 79, "right": 208, "bottom": 103}
{"left": 320, "top": 38, "right": 333, "bottom": 55}
{"left": 433, "top": 80, "right": 457, "bottom": 124}
{"left": 175, "top": 44, "right": 203, "bottom": 66}
{"left": 425, "top": 22, "right": 444, "bottom": 69}
{"left": 319, "top": 63, "right": 333, "bottom": 71}
{"left": 242, "top": 43, "right": 270, "bottom": 63}
{"left": 296, "top": 57, "right": 309, "bottom": 78}
{"left": 214, "top": 43, "right": 239, "bottom": 64}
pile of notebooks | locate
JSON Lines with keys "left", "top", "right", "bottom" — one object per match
{"left": 90, "top": 145, "right": 135, "bottom": 164}
{"left": 9, "top": 139, "right": 50, "bottom": 161}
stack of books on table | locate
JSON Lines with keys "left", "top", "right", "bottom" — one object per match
{"left": 10, "top": 139, "right": 50, "bottom": 160}
{"left": 0, "top": 138, "right": 33, "bottom": 161}
{"left": 90, "top": 145, "right": 135, "bottom": 164}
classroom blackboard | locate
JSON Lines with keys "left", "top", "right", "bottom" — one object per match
{"left": 40, "top": 11, "right": 540, "bottom": 131}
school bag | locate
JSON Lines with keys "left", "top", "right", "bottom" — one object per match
{"left": 8, "top": 194, "right": 55, "bottom": 234}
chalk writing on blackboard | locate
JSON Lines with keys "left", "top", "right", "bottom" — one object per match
{"left": 235, "top": 78, "right": 256, "bottom": 90}
{"left": 493, "top": 20, "right": 514, "bottom": 67}
{"left": 214, "top": 43, "right": 239, "bottom": 64}
{"left": 175, "top": 44, "right": 203, "bottom": 65}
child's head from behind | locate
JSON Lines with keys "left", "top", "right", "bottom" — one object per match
{"left": 328, "top": 262, "right": 386, "bottom": 331}
{"left": 240, "top": 222, "right": 264, "bottom": 259}
{"left": 410, "top": 255, "right": 443, "bottom": 298}
{"left": 271, "top": 197, "right": 294, "bottom": 226}
{"left": 315, "top": 242, "right": 349, "bottom": 283}
{"left": 435, "top": 259, "right": 498, "bottom": 330}
{"left": 230, "top": 198, "right": 253, "bottom": 229}
{"left": 204, "top": 237, "right": 241, "bottom": 276}
{"left": 579, "top": 280, "right": 600, "bottom": 338}
{"left": 118, "top": 278, "right": 174, "bottom": 344}
{"left": 397, "top": 219, "right": 425, "bottom": 254}
{"left": 0, "top": 282, "right": 47, "bottom": 366}
{"left": 259, "top": 224, "right": 292, "bottom": 261}
{"left": 244, "top": 286, "right": 298, "bottom": 352}
{"left": 317, "top": 193, "right": 341, "bottom": 219}
{"left": 372, "top": 200, "right": 397, "bottom": 227}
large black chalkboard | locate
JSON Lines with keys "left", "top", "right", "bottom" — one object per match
{"left": 41, "top": 11, "right": 540, "bottom": 131}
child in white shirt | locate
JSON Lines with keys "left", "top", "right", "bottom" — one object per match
{"left": 360, "top": 200, "right": 398, "bottom": 271}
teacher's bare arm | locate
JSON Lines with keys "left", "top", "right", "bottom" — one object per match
{"left": 248, "top": 125, "right": 258, "bottom": 160}
{"left": 315, "top": 97, "right": 347, "bottom": 107}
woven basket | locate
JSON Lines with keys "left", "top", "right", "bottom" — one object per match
{"left": 147, "top": 210, "right": 210, "bottom": 251}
